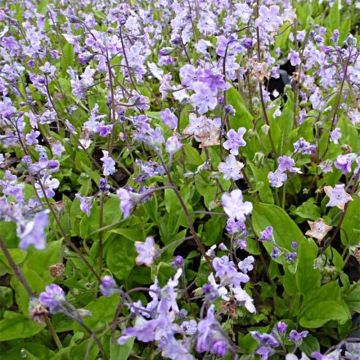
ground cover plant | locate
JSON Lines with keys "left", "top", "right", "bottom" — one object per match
{"left": 0, "top": 0, "right": 359, "bottom": 359}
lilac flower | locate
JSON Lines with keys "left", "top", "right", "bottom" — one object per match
{"left": 181, "top": 320, "right": 197, "bottom": 335}
{"left": 330, "top": 128, "right": 341, "bottom": 144}
{"left": 213, "top": 256, "right": 249, "bottom": 286}
{"left": 271, "top": 247, "right": 281, "bottom": 259}
{"left": 135, "top": 236, "right": 157, "bottom": 267}
{"left": 25, "top": 130, "right": 40, "bottom": 145}
{"left": 268, "top": 169, "right": 287, "bottom": 188}
{"left": 190, "top": 82, "right": 217, "bottom": 114}
{"left": 171, "top": 256, "right": 184, "bottom": 268}
{"left": 221, "top": 189, "right": 253, "bottom": 221}
{"left": 276, "top": 321, "right": 288, "bottom": 335}
{"left": 225, "top": 218, "right": 246, "bottom": 235}
{"left": 100, "top": 275, "right": 118, "bottom": 297}
{"left": 232, "top": 286, "right": 256, "bottom": 313}
{"left": 17, "top": 211, "right": 49, "bottom": 250}
{"left": 51, "top": 142, "right": 65, "bottom": 157}
{"left": 288, "top": 330, "right": 308, "bottom": 344}
{"left": 196, "top": 305, "right": 228, "bottom": 355}
{"left": 238, "top": 256, "right": 254, "bottom": 273}
{"left": 255, "top": 5, "right": 283, "bottom": 32}
{"left": 96, "top": 123, "right": 112, "bottom": 137}
{"left": 160, "top": 108, "right": 178, "bottom": 130}
{"left": 117, "top": 188, "right": 143, "bottom": 218}
{"left": 324, "top": 184, "right": 353, "bottom": 210}
{"left": 288, "top": 50, "right": 301, "bottom": 66}
{"left": 211, "top": 340, "right": 227, "bottom": 357}
{"left": 259, "top": 226, "right": 274, "bottom": 241}
{"left": 293, "top": 138, "right": 316, "bottom": 155}
{"left": 166, "top": 135, "right": 182, "bottom": 155}
{"left": 39, "top": 284, "right": 65, "bottom": 313}
{"left": 218, "top": 155, "right": 244, "bottom": 181}
{"left": 252, "top": 331, "right": 280, "bottom": 347}
{"left": 278, "top": 156, "right": 301, "bottom": 173}
{"left": 75, "top": 194, "right": 93, "bottom": 216}
{"left": 223, "top": 128, "right": 246, "bottom": 155}
{"left": 100, "top": 150, "right": 116, "bottom": 176}
{"left": 334, "top": 153, "right": 354, "bottom": 174}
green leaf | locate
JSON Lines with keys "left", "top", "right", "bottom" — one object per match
{"left": 295, "top": 238, "right": 321, "bottom": 294}
{"left": 341, "top": 197, "right": 360, "bottom": 246}
{"left": 345, "top": 283, "right": 360, "bottom": 313}
{"left": 110, "top": 338, "right": 134, "bottom": 360}
{"left": 74, "top": 295, "right": 118, "bottom": 331}
{"left": 292, "top": 198, "right": 321, "bottom": 221}
{"left": 299, "top": 300, "right": 350, "bottom": 328}
{"left": 252, "top": 202, "right": 304, "bottom": 250}
{"left": 300, "top": 282, "right": 350, "bottom": 328}
{"left": 105, "top": 236, "right": 136, "bottom": 280}
{"left": 226, "top": 87, "right": 253, "bottom": 130}
{"left": 300, "top": 335, "right": 320, "bottom": 356}
{"left": 0, "top": 312, "right": 45, "bottom": 341}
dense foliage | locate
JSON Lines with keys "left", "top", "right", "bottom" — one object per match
{"left": 0, "top": 0, "right": 359, "bottom": 359}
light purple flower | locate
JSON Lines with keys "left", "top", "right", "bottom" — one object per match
{"left": 135, "top": 236, "right": 157, "bottom": 267}
{"left": 223, "top": 128, "right": 246, "bottom": 155}
{"left": 75, "top": 194, "right": 94, "bottom": 216}
{"left": 255, "top": 5, "right": 283, "bottom": 32}
{"left": 330, "top": 128, "right": 341, "bottom": 144}
{"left": 334, "top": 154, "right": 355, "bottom": 174}
{"left": 288, "top": 50, "right": 301, "bottom": 66}
{"left": 276, "top": 321, "right": 288, "bottom": 335}
{"left": 160, "top": 108, "right": 178, "bottom": 130}
{"left": 190, "top": 82, "right": 217, "bottom": 114}
{"left": 117, "top": 188, "right": 143, "bottom": 218}
{"left": 196, "top": 305, "right": 228, "bottom": 354}
{"left": 259, "top": 226, "right": 274, "bottom": 241}
{"left": 39, "top": 284, "right": 65, "bottom": 313}
{"left": 277, "top": 156, "right": 301, "bottom": 173}
{"left": 17, "top": 211, "right": 49, "bottom": 250}
{"left": 221, "top": 189, "right": 253, "bottom": 221}
{"left": 166, "top": 135, "right": 182, "bottom": 155}
{"left": 268, "top": 169, "right": 287, "bottom": 188}
{"left": 100, "top": 275, "right": 118, "bottom": 297}
{"left": 324, "top": 184, "right": 353, "bottom": 210}
{"left": 288, "top": 330, "right": 308, "bottom": 344}
{"left": 100, "top": 150, "right": 116, "bottom": 176}
{"left": 218, "top": 155, "right": 244, "bottom": 181}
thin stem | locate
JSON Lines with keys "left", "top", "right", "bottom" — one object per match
{"left": 0, "top": 236, "right": 33, "bottom": 297}
{"left": 44, "top": 315, "right": 63, "bottom": 350}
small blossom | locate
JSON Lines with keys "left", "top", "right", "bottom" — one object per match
{"left": 334, "top": 153, "right": 355, "bottom": 174}
{"left": 39, "top": 284, "right": 65, "bottom": 313}
{"left": 330, "top": 128, "right": 341, "bottom": 144}
{"left": 221, "top": 189, "right": 253, "bottom": 221}
{"left": 218, "top": 155, "right": 244, "bottom": 181}
{"left": 268, "top": 169, "right": 287, "bottom": 188}
{"left": 259, "top": 226, "right": 274, "bottom": 241}
{"left": 100, "top": 150, "right": 116, "bottom": 176}
{"left": 160, "top": 108, "right": 178, "bottom": 130}
{"left": 135, "top": 236, "right": 157, "bottom": 267}
{"left": 324, "top": 184, "right": 352, "bottom": 210}
{"left": 100, "top": 275, "right": 118, "bottom": 297}
{"left": 305, "top": 219, "right": 333, "bottom": 243}
{"left": 276, "top": 321, "right": 288, "bottom": 335}
{"left": 223, "top": 128, "right": 246, "bottom": 155}
{"left": 17, "top": 211, "right": 49, "bottom": 250}
{"left": 165, "top": 135, "right": 182, "bottom": 155}
{"left": 288, "top": 330, "right": 308, "bottom": 344}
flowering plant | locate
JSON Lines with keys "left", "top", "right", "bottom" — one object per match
{"left": 0, "top": 0, "right": 359, "bottom": 359}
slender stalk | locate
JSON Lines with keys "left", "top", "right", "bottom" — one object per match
{"left": 255, "top": 0, "right": 277, "bottom": 156}
{"left": 158, "top": 157, "right": 211, "bottom": 266}
{"left": 0, "top": 236, "right": 33, "bottom": 297}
